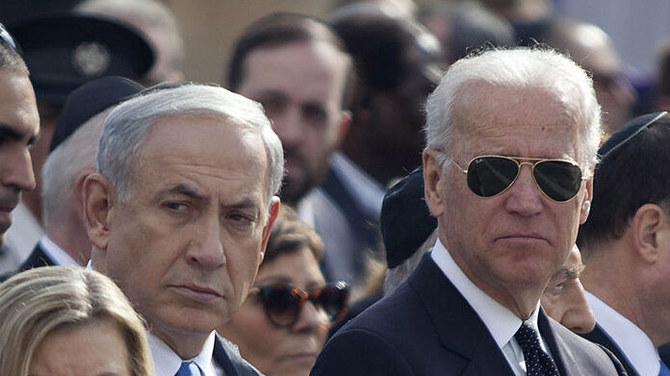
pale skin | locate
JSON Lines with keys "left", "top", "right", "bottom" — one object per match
{"left": 581, "top": 203, "right": 670, "bottom": 346}
{"left": 0, "top": 71, "right": 39, "bottom": 242}
{"left": 541, "top": 245, "right": 595, "bottom": 334}
{"left": 220, "top": 247, "right": 329, "bottom": 376}
{"left": 28, "top": 320, "right": 131, "bottom": 376}
{"left": 85, "top": 114, "right": 280, "bottom": 358}
{"left": 237, "top": 40, "right": 350, "bottom": 204}
{"left": 424, "top": 82, "right": 593, "bottom": 319}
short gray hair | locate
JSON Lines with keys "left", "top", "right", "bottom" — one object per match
{"left": 424, "top": 47, "right": 601, "bottom": 173}
{"left": 41, "top": 110, "right": 109, "bottom": 228}
{"left": 97, "top": 82, "right": 284, "bottom": 205}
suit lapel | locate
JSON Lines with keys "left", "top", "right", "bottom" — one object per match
{"left": 213, "top": 335, "right": 237, "bottom": 376}
{"left": 538, "top": 309, "right": 572, "bottom": 375}
{"left": 581, "top": 324, "right": 638, "bottom": 376}
{"left": 19, "top": 243, "right": 54, "bottom": 271}
{"left": 409, "top": 255, "right": 515, "bottom": 375}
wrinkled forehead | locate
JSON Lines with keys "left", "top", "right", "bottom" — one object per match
{"left": 452, "top": 82, "right": 582, "bottom": 136}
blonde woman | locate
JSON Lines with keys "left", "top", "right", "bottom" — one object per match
{"left": 0, "top": 266, "right": 153, "bottom": 376}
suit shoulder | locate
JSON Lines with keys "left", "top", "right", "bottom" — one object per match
{"left": 548, "top": 319, "right": 628, "bottom": 375}
{"left": 312, "top": 326, "right": 415, "bottom": 376}
{"left": 215, "top": 336, "right": 265, "bottom": 376}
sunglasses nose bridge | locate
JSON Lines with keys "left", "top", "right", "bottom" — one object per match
{"left": 506, "top": 160, "right": 545, "bottom": 198}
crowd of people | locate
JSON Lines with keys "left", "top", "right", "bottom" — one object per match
{"left": 1, "top": 0, "right": 669, "bottom": 375}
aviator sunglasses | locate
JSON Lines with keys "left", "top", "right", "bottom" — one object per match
{"left": 250, "top": 281, "right": 348, "bottom": 328}
{"left": 450, "top": 155, "right": 585, "bottom": 202}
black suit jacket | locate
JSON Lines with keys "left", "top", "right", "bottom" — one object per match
{"left": 582, "top": 324, "right": 638, "bottom": 376}
{"left": 311, "top": 255, "right": 627, "bottom": 376}
{"left": 0, "top": 242, "right": 53, "bottom": 282}
{"left": 214, "top": 335, "right": 263, "bottom": 376}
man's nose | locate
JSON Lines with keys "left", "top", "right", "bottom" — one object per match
{"left": 187, "top": 215, "right": 226, "bottom": 269}
{"left": 1, "top": 146, "right": 36, "bottom": 192}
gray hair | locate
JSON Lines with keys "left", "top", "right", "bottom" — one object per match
{"left": 97, "top": 82, "right": 284, "bottom": 205}
{"left": 41, "top": 110, "right": 109, "bottom": 228}
{"left": 424, "top": 47, "right": 601, "bottom": 173}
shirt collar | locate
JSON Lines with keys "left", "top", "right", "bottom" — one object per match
{"left": 148, "top": 330, "right": 217, "bottom": 376}
{"left": 40, "top": 235, "right": 79, "bottom": 266}
{"left": 431, "top": 239, "right": 540, "bottom": 348}
{"left": 587, "top": 291, "right": 661, "bottom": 375}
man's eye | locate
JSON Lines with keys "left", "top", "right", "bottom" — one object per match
{"left": 164, "top": 202, "right": 189, "bottom": 212}
{"left": 302, "top": 106, "right": 327, "bottom": 125}
{"left": 259, "top": 98, "right": 285, "bottom": 116}
{"left": 227, "top": 213, "right": 254, "bottom": 227}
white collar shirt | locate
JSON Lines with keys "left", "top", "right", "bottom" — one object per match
{"left": 431, "top": 239, "right": 552, "bottom": 376}
{"left": 587, "top": 291, "right": 660, "bottom": 376}
{"left": 148, "top": 330, "right": 223, "bottom": 376}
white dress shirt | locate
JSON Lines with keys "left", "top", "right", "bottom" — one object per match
{"left": 148, "top": 330, "right": 223, "bottom": 376}
{"left": 431, "top": 239, "right": 553, "bottom": 376}
{"left": 40, "top": 236, "right": 79, "bottom": 266}
{"left": 587, "top": 291, "right": 661, "bottom": 376}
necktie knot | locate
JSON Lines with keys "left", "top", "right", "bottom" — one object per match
{"left": 175, "top": 361, "right": 203, "bottom": 376}
{"left": 514, "top": 322, "right": 560, "bottom": 376}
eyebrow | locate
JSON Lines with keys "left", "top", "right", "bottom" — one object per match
{"left": 166, "top": 184, "right": 260, "bottom": 212}
{"left": 553, "top": 263, "right": 586, "bottom": 281}
{"left": 0, "top": 123, "right": 39, "bottom": 146}
{"left": 167, "top": 184, "right": 208, "bottom": 202}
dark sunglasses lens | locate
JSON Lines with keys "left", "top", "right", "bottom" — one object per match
{"left": 265, "top": 288, "right": 301, "bottom": 327}
{"left": 315, "top": 286, "right": 347, "bottom": 322}
{"left": 467, "top": 157, "right": 519, "bottom": 197}
{"left": 534, "top": 161, "right": 582, "bottom": 201}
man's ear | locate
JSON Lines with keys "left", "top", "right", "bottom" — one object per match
{"left": 423, "top": 148, "right": 445, "bottom": 218}
{"left": 336, "top": 110, "right": 351, "bottom": 147}
{"left": 259, "top": 197, "right": 281, "bottom": 264}
{"left": 83, "top": 173, "right": 115, "bottom": 252}
{"left": 73, "top": 168, "right": 95, "bottom": 224}
{"left": 632, "top": 203, "right": 667, "bottom": 264}
{"left": 579, "top": 177, "right": 594, "bottom": 224}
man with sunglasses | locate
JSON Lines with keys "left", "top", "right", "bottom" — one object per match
{"left": 312, "top": 47, "right": 626, "bottom": 375}
{"left": 0, "top": 24, "right": 40, "bottom": 265}
{"left": 577, "top": 111, "right": 670, "bottom": 376}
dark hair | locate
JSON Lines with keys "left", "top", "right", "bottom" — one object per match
{"left": 328, "top": 9, "right": 435, "bottom": 110}
{"left": 578, "top": 114, "right": 670, "bottom": 251}
{"left": 262, "top": 206, "right": 323, "bottom": 265}
{"left": 226, "top": 12, "right": 355, "bottom": 110}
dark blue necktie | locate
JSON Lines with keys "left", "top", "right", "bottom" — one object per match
{"left": 659, "top": 359, "right": 670, "bottom": 376}
{"left": 514, "top": 322, "right": 560, "bottom": 376}
{"left": 175, "top": 361, "right": 203, "bottom": 376}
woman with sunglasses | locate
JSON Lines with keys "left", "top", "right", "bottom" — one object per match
{"left": 220, "top": 206, "right": 348, "bottom": 376}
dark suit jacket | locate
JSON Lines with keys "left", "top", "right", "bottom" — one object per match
{"left": 0, "top": 242, "right": 53, "bottom": 282}
{"left": 311, "top": 255, "right": 627, "bottom": 376}
{"left": 582, "top": 324, "right": 638, "bottom": 376}
{"left": 214, "top": 335, "right": 263, "bottom": 376}
{"left": 314, "top": 157, "right": 383, "bottom": 282}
